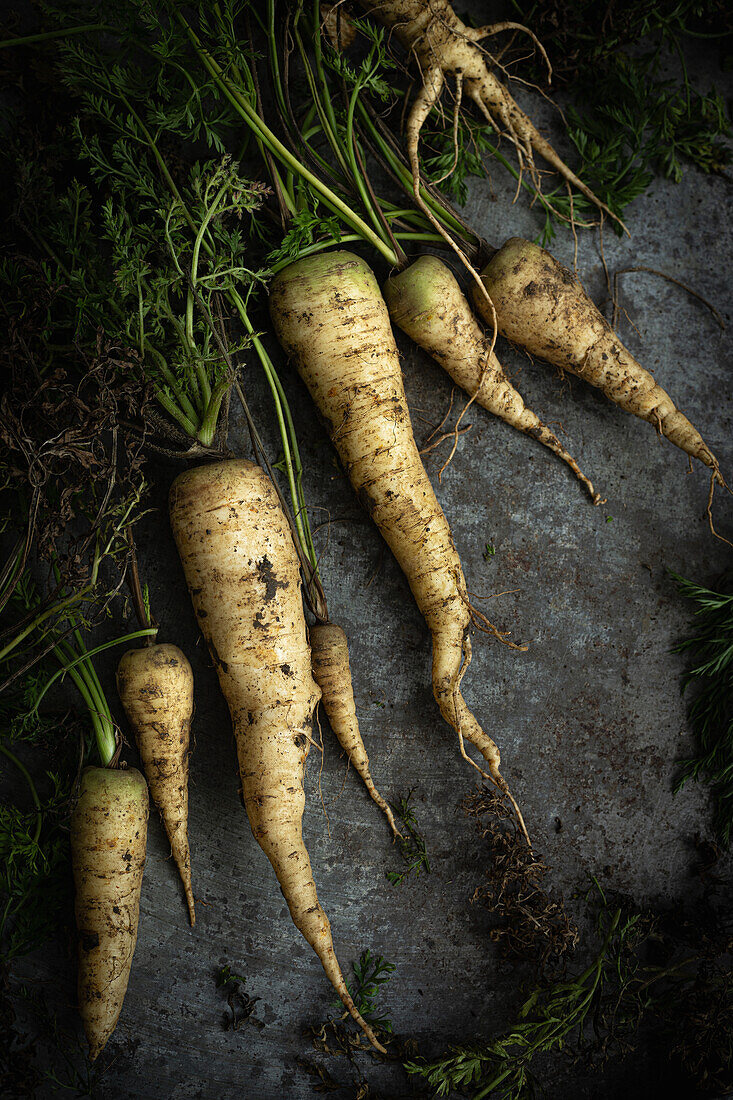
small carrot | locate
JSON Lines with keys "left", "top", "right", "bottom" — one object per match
{"left": 116, "top": 644, "right": 195, "bottom": 925}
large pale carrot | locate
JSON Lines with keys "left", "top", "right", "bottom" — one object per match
{"left": 269, "top": 251, "right": 528, "bottom": 837}
{"left": 472, "top": 238, "right": 722, "bottom": 481}
{"left": 169, "top": 459, "right": 385, "bottom": 1051}
{"left": 383, "top": 254, "right": 600, "bottom": 503}
{"left": 116, "top": 644, "right": 195, "bottom": 925}
{"left": 71, "top": 766, "right": 148, "bottom": 1061}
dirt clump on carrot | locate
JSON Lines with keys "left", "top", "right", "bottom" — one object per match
{"left": 116, "top": 644, "right": 196, "bottom": 925}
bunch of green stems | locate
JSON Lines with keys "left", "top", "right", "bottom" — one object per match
{"left": 1, "top": 529, "right": 157, "bottom": 768}
{"left": 2, "top": 0, "right": 490, "bottom": 611}
{"left": 175, "top": 0, "right": 478, "bottom": 267}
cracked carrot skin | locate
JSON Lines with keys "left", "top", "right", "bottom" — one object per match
{"left": 116, "top": 644, "right": 195, "bottom": 926}
{"left": 168, "top": 459, "right": 385, "bottom": 1053}
{"left": 269, "top": 251, "right": 517, "bottom": 796}
{"left": 71, "top": 766, "right": 148, "bottom": 1062}
{"left": 384, "top": 255, "right": 600, "bottom": 503}
{"left": 472, "top": 238, "right": 720, "bottom": 477}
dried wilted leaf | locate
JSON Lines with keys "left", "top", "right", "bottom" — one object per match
{"left": 0, "top": 296, "right": 152, "bottom": 597}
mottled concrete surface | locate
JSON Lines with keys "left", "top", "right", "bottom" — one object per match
{"left": 13, "top": 30, "right": 733, "bottom": 1100}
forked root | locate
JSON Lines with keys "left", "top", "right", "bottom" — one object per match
{"left": 357, "top": 0, "right": 627, "bottom": 231}
{"left": 706, "top": 470, "right": 733, "bottom": 548}
{"left": 466, "top": 75, "right": 627, "bottom": 233}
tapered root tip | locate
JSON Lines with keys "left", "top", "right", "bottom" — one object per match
{"left": 359, "top": 1019, "right": 387, "bottom": 1055}
{"left": 171, "top": 847, "right": 196, "bottom": 926}
{"left": 373, "top": 794, "right": 402, "bottom": 841}
{"left": 582, "top": 478, "right": 601, "bottom": 505}
{"left": 345, "top": 996, "right": 387, "bottom": 1052}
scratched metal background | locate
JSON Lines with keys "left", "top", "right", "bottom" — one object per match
{"left": 13, "top": 23, "right": 733, "bottom": 1100}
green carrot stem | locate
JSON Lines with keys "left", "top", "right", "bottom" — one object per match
{"left": 0, "top": 588, "right": 91, "bottom": 664}
{"left": 196, "top": 376, "right": 230, "bottom": 447}
{"left": 355, "top": 100, "right": 471, "bottom": 238}
{"left": 152, "top": 383, "right": 199, "bottom": 437}
{"left": 269, "top": 234, "right": 363, "bottom": 272}
{"left": 187, "top": 182, "right": 233, "bottom": 410}
{"left": 228, "top": 288, "right": 312, "bottom": 563}
{"left": 55, "top": 638, "right": 116, "bottom": 767}
{"left": 53, "top": 562, "right": 111, "bottom": 736}
{"left": 143, "top": 338, "right": 201, "bottom": 426}
{"left": 290, "top": 6, "right": 352, "bottom": 183}
{"left": 117, "top": 89, "right": 198, "bottom": 238}
{"left": 31, "top": 627, "right": 158, "bottom": 715}
{"left": 175, "top": 10, "right": 400, "bottom": 266}
{"left": 0, "top": 24, "right": 108, "bottom": 50}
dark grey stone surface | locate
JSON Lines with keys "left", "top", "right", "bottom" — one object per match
{"left": 14, "top": 34, "right": 733, "bottom": 1100}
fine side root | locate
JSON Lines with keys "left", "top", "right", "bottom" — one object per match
{"left": 454, "top": 576, "right": 528, "bottom": 652}
{"left": 612, "top": 266, "right": 726, "bottom": 333}
{"left": 402, "top": 144, "right": 502, "bottom": 483}
{"left": 456, "top": 723, "right": 530, "bottom": 847}
{"left": 467, "top": 21, "right": 553, "bottom": 85}
{"left": 396, "top": 37, "right": 599, "bottom": 483}
{"left": 431, "top": 70, "right": 463, "bottom": 186}
{"left": 706, "top": 471, "right": 733, "bottom": 548}
{"left": 451, "top": 638, "right": 531, "bottom": 846}
{"left": 403, "top": 59, "right": 502, "bottom": 355}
